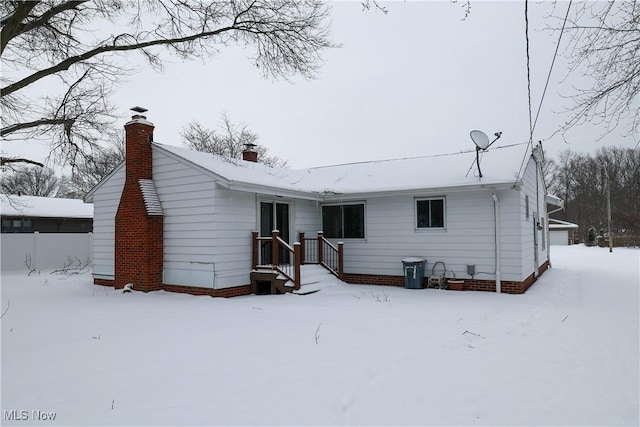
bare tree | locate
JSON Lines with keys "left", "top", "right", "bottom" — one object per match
{"left": 0, "top": 166, "right": 59, "bottom": 196}
{"left": 550, "top": 1, "right": 640, "bottom": 138}
{"left": 58, "top": 136, "right": 124, "bottom": 198}
{"left": 181, "top": 113, "right": 287, "bottom": 167}
{"left": 548, "top": 147, "right": 640, "bottom": 241}
{"left": 1, "top": 1, "right": 334, "bottom": 168}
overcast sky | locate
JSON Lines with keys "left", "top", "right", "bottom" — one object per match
{"left": 4, "top": 0, "right": 638, "bottom": 171}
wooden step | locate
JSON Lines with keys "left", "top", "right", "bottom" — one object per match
{"left": 250, "top": 270, "right": 293, "bottom": 295}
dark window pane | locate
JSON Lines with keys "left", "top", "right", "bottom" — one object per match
{"left": 275, "top": 203, "right": 289, "bottom": 241}
{"left": 260, "top": 202, "right": 274, "bottom": 237}
{"left": 2, "top": 219, "right": 12, "bottom": 233}
{"left": 22, "top": 219, "right": 32, "bottom": 233}
{"left": 416, "top": 200, "right": 430, "bottom": 228}
{"left": 322, "top": 206, "right": 342, "bottom": 238}
{"left": 430, "top": 199, "right": 444, "bottom": 227}
{"left": 343, "top": 205, "right": 364, "bottom": 238}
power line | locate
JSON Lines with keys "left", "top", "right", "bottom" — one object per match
{"left": 524, "top": 0, "right": 534, "bottom": 141}
{"left": 515, "top": 0, "right": 572, "bottom": 183}
{"left": 309, "top": 142, "right": 528, "bottom": 170}
{"left": 532, "top": 0, "right": 572, "bottom": 134}
{"left": 515, "top": 0, "right": 535, "bottom": 184}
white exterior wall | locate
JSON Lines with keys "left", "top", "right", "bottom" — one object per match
{"left": 519, "top": 157, "right": 549, "bottom": 280}
{"left": 330, "top": 188, "right": 526, "bottom": 282}
{"left": 210, "top": 188, "right": 255, "bottom": 288}
{"left": 91, "top": 166, "right": 124, "bottom": 279}
{"left": 152, "top": 150, "right": 218, "bottom": 288}
{"left": 293, "top": 199, "right": 321, "bottom": 237}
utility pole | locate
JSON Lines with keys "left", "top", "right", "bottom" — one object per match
{"left": 603, "top": 165, "right": 613, "bottom": 253}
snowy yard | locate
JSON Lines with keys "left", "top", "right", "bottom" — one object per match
{"left": 1, "top": 246, "right": 638, "bottom": 426}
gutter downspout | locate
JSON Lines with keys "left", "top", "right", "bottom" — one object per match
{"left": 491, "top": 190, "right": 502, "bottom": 294}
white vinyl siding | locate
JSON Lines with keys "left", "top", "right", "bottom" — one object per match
{"left": 210, "top": 188, "right": 255, "bottom": 288}
{"left": 91, "top": 165, "right": 124, "bottom": 278}
{"left": 327, "top": 189, "right": 526, "bottom": 282}
{"left": 519, "top": 157, "right": 549, "bottom": 279}
{"left": 293, "top": 199, "right": 321, "bottom": 237}
{"left": 152, "top": 150, "right": 217, "bottom": 288}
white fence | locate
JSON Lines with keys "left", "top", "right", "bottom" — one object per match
{"left": 1, "top": 232, "right": 93, "bottom": 272}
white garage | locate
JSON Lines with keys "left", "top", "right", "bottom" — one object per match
{"left": 549, "top": 218, "right": 579, "bottom": 245}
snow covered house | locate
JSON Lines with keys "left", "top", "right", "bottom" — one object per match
{"left": 1, "top": 195, "right": 93, "bottom": 233}
{"left": 1, "top": 195, "right": 94, "bottom": 271}
{"left": 85, "top": 112, "right": 554, "bottom": 296}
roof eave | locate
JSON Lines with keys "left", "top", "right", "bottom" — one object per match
{"left": 227, "top": 181, "right": 322, "bottom": 201}
{"left": 320, "top": 180, "right": 521, "bottom": 201}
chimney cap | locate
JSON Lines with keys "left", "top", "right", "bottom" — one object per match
{"left": 131, "top": 106, "right": 148, "bottom": 114}
{"left": 243, "top": 142, "right": 257, "bottom": 151}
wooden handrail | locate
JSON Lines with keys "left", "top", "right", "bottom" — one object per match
{"left": 298, "top": 231, "right": 344, "bottom": 280}
{"left": 252, "top": 230, "right": 343, "bottom": 289}
{"left": 251, "top": 230, "right": 301, "bottom": 289}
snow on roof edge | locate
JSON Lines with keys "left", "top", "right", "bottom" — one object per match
{"left": 1, "top": 195, "right": 93, "bottom": 219}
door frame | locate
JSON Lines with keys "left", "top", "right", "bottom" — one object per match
{"left": 258, "top": 199, "right": 292, "bottom": 265}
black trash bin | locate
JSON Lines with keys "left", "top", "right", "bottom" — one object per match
{"left": 402, "top": 258, "right": 426, "bottom": 289}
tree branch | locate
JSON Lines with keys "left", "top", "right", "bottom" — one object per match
{"left": 0, "top": 157, "right": 44, "bottom": 167}
{"left": 1, "top": 117, "right": 74, "bottom": 137}
{"left": 1, "top": 0, "right": 88, "bottom": 55}
{"left": 0, "top": 1, "right": 39, "bottom": 53}
{"left": 1, "top": 24, "right": 238, "bottom": 98}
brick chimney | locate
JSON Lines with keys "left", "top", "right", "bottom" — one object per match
{"left": 114, "top": 107, "right": 164, "bottom": 292}
{"left": 242, "top": 143, "right": 258, "bottom": 163}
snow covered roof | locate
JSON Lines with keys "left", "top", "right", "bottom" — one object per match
{"left": 156, "top": 142, "right": 531, "bottom": 199}
{"left": 549, "top": 218, "right": 579, "bottom": 229}
{"left": 0, "top": 195, "right": 93, "bottom": 219}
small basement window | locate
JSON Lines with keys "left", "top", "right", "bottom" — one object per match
{"left": 416, "top": 198, "right": 445, "bottom": 229}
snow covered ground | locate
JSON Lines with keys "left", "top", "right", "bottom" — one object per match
{"left": 1, "top": 245, "right": 638, "bottom": 426}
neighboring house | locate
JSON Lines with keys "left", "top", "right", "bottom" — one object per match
{"left": 549, "top": 218, "right": 579, "bottom": 246}
{"left": 85, "top": 112, "right": 556, "bottom": 296}
{"left": 1, "top": 195, "right": 93, "bottom": 233}
{"left": 0, "top": 195, "right": 94, "bottom": 271}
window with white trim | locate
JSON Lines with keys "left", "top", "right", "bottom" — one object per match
{"left": 322, "top": 203, "right": 365, "bottom": 239}
{"left": 416, "top": 198, "right": 445, "bottom": 229}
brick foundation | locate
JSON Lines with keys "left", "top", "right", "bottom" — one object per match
{"left": 162, "top": 284, "right": 251, "bottom": 297}
{"left": 93, "top": 278, "right": 251, "bottom": 297}
{"left": 343, "top": 273, "right": 407, "bottom": 287}
{"left": 343, "top": 260, "right": 550, "bottom": 294}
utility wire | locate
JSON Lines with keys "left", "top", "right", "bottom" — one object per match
{"left": 515, "top": 0, "right": 572, "bottom": 184}
{"left": 532, "top": 0, "right": 572, "bottom": 134}
{"left": 310, "top": 142, "right": 528, "bottom": 170}
{"left": 525, "top": 0, "right": 534, "bottom": 144}
{"left": 514, "top": 0, "right": 535, "bottom": 186}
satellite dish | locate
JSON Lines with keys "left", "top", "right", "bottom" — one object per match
{"left": 470, "top": 130, "right": 490, "bottom": 150}
{"left": 469, "top": 129, "right": 503, "bottom": 179}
